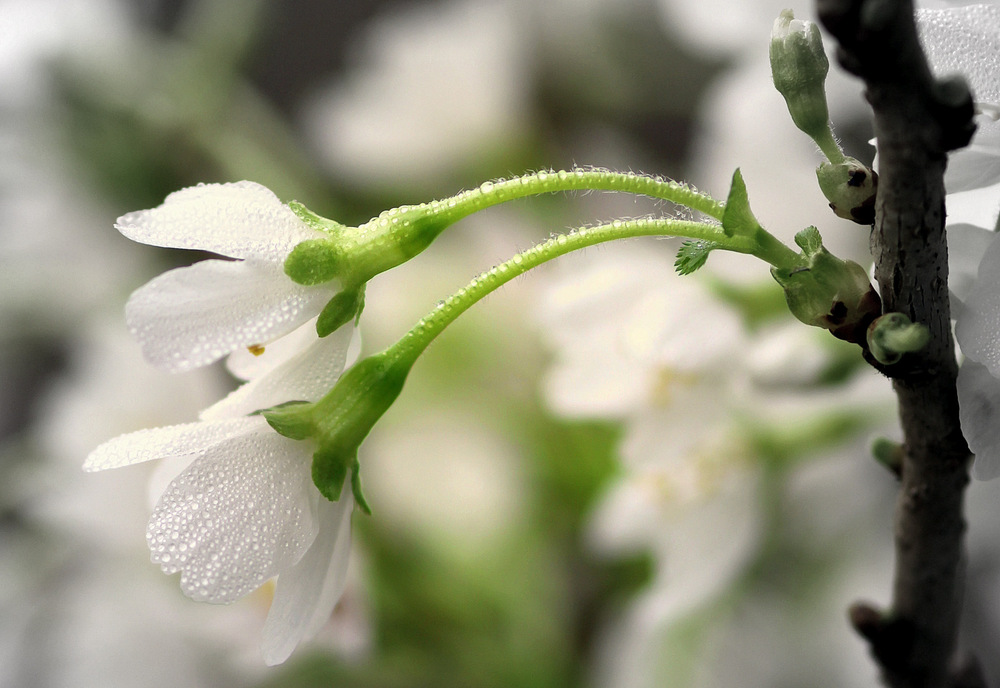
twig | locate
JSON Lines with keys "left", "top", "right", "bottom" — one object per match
{"left": 814, "top": 0, "right": 981, "bottom": 686}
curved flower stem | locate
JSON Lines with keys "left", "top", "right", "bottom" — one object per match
{"left": 299, "top": 216, "right": 801, "bottom": 505}
{"left": 365, "top": 168, "right": 726, "bottom": 234}
{"left": 386, "top": 217, "right": 798, "bottom": 368}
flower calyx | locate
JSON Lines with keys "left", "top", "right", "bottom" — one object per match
{"left": 261, "top": 350, "right": 415, "bottom": 512}
{"left": 771, "top": 227, "right": 882, "bottom": 344}
{"left": 283, "top": 200, "right": 479, "bottom": 338}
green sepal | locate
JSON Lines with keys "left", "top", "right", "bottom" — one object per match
{"left": 317, "top": 286, "right": 366, "bottom": 337}
{"left": 312, "top": 445, "right": 350, "bottom": 502}
{"left": 350, "top": 460, "right": 372, "bottom": 515}
{"left": 674, "top": 239, "right": 719, "bottom": 275}
{"left": 261, "top": 401, "right": 315, "bottom": 440}
{"left": 794, "top": 226, "right": 823, "bottom": 256}
{"left": 284, "top": 238, "right": 343, "bottom": 286}
{"left": 721, "top": 169, "right": 762, "bottom": 238}
{"left": 288, "top": 201, "right": 348, "bottom": 234}
{"left": 309, "top": 351, "right": 412, "bottom": 502}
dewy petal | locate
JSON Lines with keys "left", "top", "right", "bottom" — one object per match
{"left": 200, "top": 324, "right": 355, "bottom": 421}
{"left": 126, "top": 258, "right": 335, "bottom": 372}
{"left": 918, "top": 5, "right": 1000, "bottom": 192}
{"left": 225, "top": 317, "right": 328, "bottom": 382}
{"left": 146, "top": 422, "right": 320, "bottom": 603}
{"left": 955, "top": 232, "right": 1000, "bottom": 376}
{"left": 948, "top": 223, "right": 995, "bottom": 308}
{"left": 261, "top": 484, "right": 354, "bottom": 665}
{"left": 946, "top": 177, "right": 1000, "bottom": 228}
{"left": 84, "top": 416, "right": 261, "bottom": 472}
{"left": 944, "top": 120, "right": 1000, "bottom": 193}
{"left": 115, "top": 181, "right": 321, "bottom": 262}
{"left": 918, "top": 6, "right": 1000, "bottom": 106}
{"left": 958, "top": 360, "right": 1000, "bottom": 480}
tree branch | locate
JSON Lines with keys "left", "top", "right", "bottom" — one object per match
{"left": 814, "top": 1, "right": 980, "bottom": 686}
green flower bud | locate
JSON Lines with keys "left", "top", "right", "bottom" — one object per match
{"left": 770, "top": 9, "right": 832, "bottom": 141}
{"left": 870, "top": 436, "right": 903, "bottom": 477}
{"left": 771, "top": 228, "right": 882, "bottom": 344}
{"left": 816, "top": 159, "right": 878, "bottom": 225}
{"left": 866, "top": 312, "right": 929, "bottom": 365}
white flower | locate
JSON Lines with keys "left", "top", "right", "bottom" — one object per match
{"left": 919, "top": 4, "right": 1000, "bottom": 190}
{"left": 118, "top": 181, "right": 340, "bottom": 372}
{"left": 918, "top": 4, "right": 1000, "bottom": 478}
{"left": 85, "top": 322, "right": 358, "bottom": 664}
{"left": 302, "top": 0, "right": 528, "bottom": 190}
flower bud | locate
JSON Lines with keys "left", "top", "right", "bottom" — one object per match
{"left": 816, "top": 159, "right": 878, "bottom": 224}
{"left": 771, "top": 227, "right": 882, "bottom": 344}
{"left": 866, "top": 312, "right": 929, "bottom": 365}
{"left": 770, "top": 10, "right": 832, "bottom": 141}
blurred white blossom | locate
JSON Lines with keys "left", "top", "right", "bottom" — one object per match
{"left": 302, "top": 0, "right": 530, "bottom": 190}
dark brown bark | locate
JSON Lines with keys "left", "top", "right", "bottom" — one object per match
{"left": 814, "top": 1, "right": 980, "bottom": 686}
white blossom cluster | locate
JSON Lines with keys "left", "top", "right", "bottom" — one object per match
{"left": 85, "top": 182, "right": 359, "bottom": 665}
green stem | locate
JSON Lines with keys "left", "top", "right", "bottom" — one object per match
{"left": 386, "top": 216, "right": 793, "bottom": 367}
{"left": 753, "top": 226, "right": 803, "bottom": 270}
{"left": 366, "top": 168, "right": 726, "bottom": 232}
{"left": 813, "top": 126, "right": 846, "bottom": 164}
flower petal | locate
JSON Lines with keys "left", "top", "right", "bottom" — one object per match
{"left": 948, "top": 223, "right": 995, "bottom": 308}
{"left": 944, "top": 122, "right": 1000, "bottom": 193}
{"left": 261, "top": 484, "right": 354, "bottom": 665}
{"left": 958, "top": 360, "right": 1000, "bottom": 480}
{"left": 955, "top": 232, "right": 1000, "bottom": 377}
{"left": 919, "top": 6, "right": 1000, "bottom": 107}
{"left": 84, "top": 416, "right": 261, "bottom": 472}
{"left": 201, "top": 324, "right": 356, "bottom": 421}
{"left": 126, "top": 258, "right": 335, "bottom": 372}
{"left": 115, "top": 181, "right": 321, "bottom": 262}
{"left": 146, "top": 424, "right": 320, "bottom": 603}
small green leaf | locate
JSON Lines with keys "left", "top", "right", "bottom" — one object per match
{"left": 721, "top": 168, "right": 762, "bottom": 238}
{"left": 674, "top": 239, "right": 719, "bottom": 275}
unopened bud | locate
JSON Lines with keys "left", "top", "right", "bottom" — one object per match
{"left": 817, "top": 159, "right": 878, "bottom": 224}
{"left": 866, "top": 312, "right": 929, "bottom": 365}
{"left": 772, "top": 227, "right": 882, "bottom": 344}
{"left": 770, "top": 10, "right": 831, "bottom": 141}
